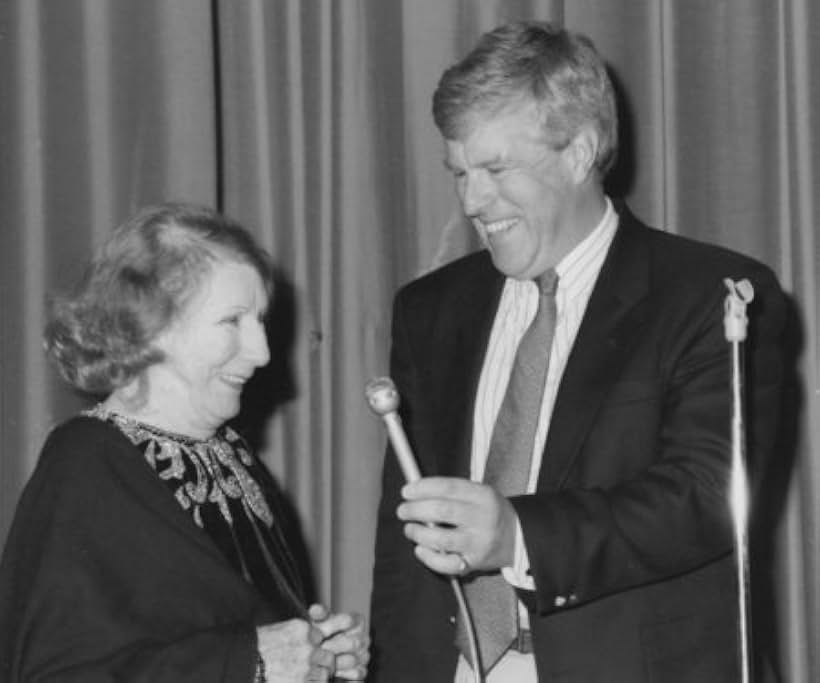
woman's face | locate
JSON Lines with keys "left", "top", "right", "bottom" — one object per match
{"left": 146, "top": 259, "right": 270, "bottom": 439}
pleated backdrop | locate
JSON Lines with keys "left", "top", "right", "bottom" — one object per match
{"left": 1, "top": 1, "right": 817, "bottom": 679}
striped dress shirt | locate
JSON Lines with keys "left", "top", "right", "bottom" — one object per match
{"left": 455, "top": 200, "right": 618, "bottom": 682}
{"left": 471, "top": 198, "right": 618, "bottom": 587}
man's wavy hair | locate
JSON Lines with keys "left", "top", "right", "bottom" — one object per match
{"left": 432, "top": 20, "right": 618, "bottom": 177}
{"left": 44, "top": 202, "right": 274, "bottom": 395}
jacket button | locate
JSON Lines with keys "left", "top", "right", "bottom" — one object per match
{"left": 554, "top": 595, "right": 567, "bottom": 607}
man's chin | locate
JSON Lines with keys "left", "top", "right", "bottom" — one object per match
{"left": 488, "top": 254, "right": 532, "bottom": 280}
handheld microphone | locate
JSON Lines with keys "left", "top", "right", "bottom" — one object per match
{"left": 365, "top": 376, "right": 485, "bottom": 682}
{"left": 364, "top": 376, "right": 422, "bottom": 482}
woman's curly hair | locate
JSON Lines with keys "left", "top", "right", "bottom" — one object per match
{"left": 44, "top": 202, "right": 273, "bottom": 395}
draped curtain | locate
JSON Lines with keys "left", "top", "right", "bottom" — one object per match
{"left": 1, "top": 1, "right": 817, "bottom": 679}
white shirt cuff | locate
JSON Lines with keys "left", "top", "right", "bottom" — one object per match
{"left": 500, "top": 514, "right": 535, "bottom": 590}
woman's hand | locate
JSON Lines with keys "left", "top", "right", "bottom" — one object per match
{"left": 256, "top": 618, "right": 336, "bottom": 682}
{"left": 308, "top": 604, "right": 370, "bottom": 680}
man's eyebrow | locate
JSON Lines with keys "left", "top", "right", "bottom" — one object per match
{"left": 442, "top": 153, "right": 507, "bottom": 172}
{"left": 481, "top": 153, "right": 508, "bottom": 167}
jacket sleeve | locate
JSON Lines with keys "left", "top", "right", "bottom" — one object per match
{"left": 511, "top": 263, "right": 786, "bottom": 616}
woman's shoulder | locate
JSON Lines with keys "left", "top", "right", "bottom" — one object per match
{"left": 37, "top": 413, "right": 136, "bottom": 479}
{"left": 6, "top": 415, "right": 142, "bottom": 540}
{"left": 44, "top": 413, "right": 128, "bottom": 451}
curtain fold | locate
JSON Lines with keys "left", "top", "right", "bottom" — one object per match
{"left": 1, "top": 0, "right": 817, "bottom": 679}
{"left": 1, "top": 0, "right": 220, "bottom": 542}
{"left": 777, "top": 1, "right": 819, "bottom": 677}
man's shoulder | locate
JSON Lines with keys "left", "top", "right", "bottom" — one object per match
{"left": 616, "top": 204, "right": 778, "bottom": 281}
{"left": 397, "top": 249, "right": 498, "bottom": 302}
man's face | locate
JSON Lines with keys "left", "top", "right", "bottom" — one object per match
{"left": 444, "top": 102, "right": 579, "bottom": 280}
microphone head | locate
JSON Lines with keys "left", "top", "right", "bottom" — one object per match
{"left": 735, "top": 279, "right": 754, "bottom": 303}
{"left": 365, "top": 376, "right": 400, "bottom": 415}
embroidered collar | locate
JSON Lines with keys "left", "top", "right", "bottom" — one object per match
{"left": 83, "top": 404, "right": 274, "bottom": 529}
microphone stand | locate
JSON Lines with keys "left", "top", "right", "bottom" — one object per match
{"left": 723, "top": 278, "right": 755, "bottom": 683}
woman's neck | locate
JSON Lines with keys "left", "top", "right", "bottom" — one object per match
{"left": 103, "top": 383, "right": 216, "bottom": 441}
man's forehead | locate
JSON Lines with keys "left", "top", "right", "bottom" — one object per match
{"left": 443, "top": 106, "right": 545, "bottom": 167}
{"left": 444, "top": 138, "right": 504, "bottom": 169}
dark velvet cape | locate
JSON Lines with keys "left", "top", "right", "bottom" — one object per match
{"left": 0, "top": 416, "right": 297, "bottom": 682}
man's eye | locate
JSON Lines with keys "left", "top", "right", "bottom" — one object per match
{"left": 487, "top": 166, "right": 507, "bottom": 175}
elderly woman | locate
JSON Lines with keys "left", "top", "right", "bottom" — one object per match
{"left": 0, "top": 203, "right": 368, "bottom": 682}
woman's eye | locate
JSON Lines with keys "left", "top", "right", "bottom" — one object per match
{"left": 222, "top": 315, "right": 241, "bottom": 326}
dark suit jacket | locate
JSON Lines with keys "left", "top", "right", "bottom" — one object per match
{"left": 370, "top": 205, "right": 785, "bottom": 682}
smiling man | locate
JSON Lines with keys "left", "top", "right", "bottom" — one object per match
{"left": 369, "top": 20, "right": 786, "bottom": 683}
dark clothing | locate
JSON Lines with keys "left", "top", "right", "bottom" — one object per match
{"left": 91, "top": 408, "right": 307, "bottom": 618}
{"left": 370, "top": 206, "right": 786, "bottom": 682}
{"left": 0, "top": 415, "right": 303, "bottom": 682}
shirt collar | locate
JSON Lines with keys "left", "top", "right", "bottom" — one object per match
{"left": 555, "top": 197, "right": 617, "bottom": 288}
{"left": 503, "top": 197, "right": 618, "bottom": 301}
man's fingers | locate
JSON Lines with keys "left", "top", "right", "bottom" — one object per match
{"left": 397, "top": 497, "right": 469, "bottom": 527}
{"left": 413, "top": 545, "right": 470, "bottom": 575}
{"left": 402, "top": 476, "right": 478, "bottom": 500}
{"left": 403, "top": 520, "right": 465, "bottom": 552}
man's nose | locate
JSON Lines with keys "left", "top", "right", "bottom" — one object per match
{"left": 460, "top": 172, "right": 495, "bottom": 217}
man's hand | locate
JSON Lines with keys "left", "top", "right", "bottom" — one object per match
{"left": 397, "top": 476, "right": 518, "bottom": 575}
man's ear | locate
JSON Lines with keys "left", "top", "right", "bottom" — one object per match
{"left": 564, "top": 126, "right": 600, "bottom": 183}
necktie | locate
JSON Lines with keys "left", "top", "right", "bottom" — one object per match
{"left": 456, "top": 269, "right": 559, "bottom": 673}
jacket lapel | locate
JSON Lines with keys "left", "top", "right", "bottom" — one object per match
{"left": 539, "top": 212, "right": 652, "bottom": 490}
{"left": 432, "top": 253, "right": 504, "bottom": 478}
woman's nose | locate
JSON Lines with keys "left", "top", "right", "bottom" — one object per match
{"left": 245, "top": 319, "right": 271, "bottom": 367}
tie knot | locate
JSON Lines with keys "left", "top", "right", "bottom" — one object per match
{"left": 537, "top": 269, "right": 559, "bottom": 297}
